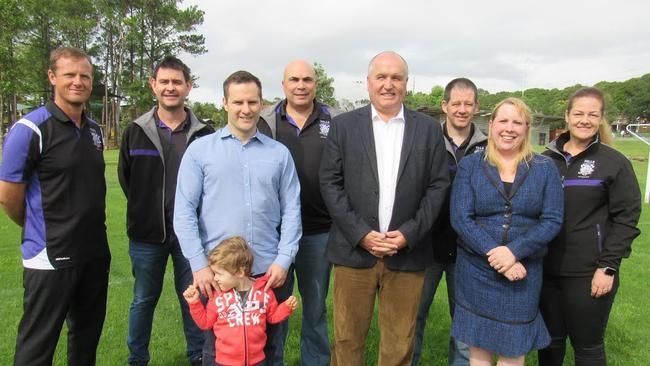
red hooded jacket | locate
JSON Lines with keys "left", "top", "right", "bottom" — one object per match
{"left": 189, "top": 275, "right": 293, "bottom": 365}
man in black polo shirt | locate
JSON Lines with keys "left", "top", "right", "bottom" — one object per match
{"left": 118, "top": 56, "right": 213, "bottom": 366}
{"left": 258, "top": 59, "right": 340, "bottom": 366}
{"left": 412, "top": 78, "right": 487, "bottom": 366}
{"left": 0, "top": 47, "right": 110, "bottom": 365}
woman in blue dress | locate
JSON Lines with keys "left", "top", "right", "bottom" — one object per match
{"left": 450, "top": 97, "right": 564, "bottom": 365}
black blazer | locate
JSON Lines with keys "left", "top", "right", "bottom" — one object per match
{"left": 319, "top": 105, "right": 450, "bottom": 271}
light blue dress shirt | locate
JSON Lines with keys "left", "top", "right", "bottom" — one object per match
{"left": 174, "top": 127, "right": 302, "bottom": 275}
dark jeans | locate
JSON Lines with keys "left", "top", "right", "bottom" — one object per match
{"left": 538, "top": 275, "right": 619, "bottom": 366}
{"left": 294, "top": 232, "right": 331, "bottom": 366}
{"left": 202, "top": 266, "right": 295, "bottom": 366}
{"left": 127, "top": 238, "right": 204, "bottom": 364}
{"left": 14, "top": 257, "right": 110, "bottom": 366}
{"left": 412, "top": 261, "right": 469, "bottom": 366}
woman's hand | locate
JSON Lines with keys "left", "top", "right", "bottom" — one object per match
{"left": 503, "top": 262, "right": 527, "bottom": 281}
{"left": 487, "top": 246, "right": 516, "bottom": 273}
{"left": 591, "top": 269, "right": 615, "bottom": 298}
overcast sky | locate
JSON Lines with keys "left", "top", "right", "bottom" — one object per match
{"left": 180, "top": 0, "right": 650, "bottom": 106}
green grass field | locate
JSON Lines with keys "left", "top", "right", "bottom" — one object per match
{"left": 1, "top": 139, "right": 649, "bottom": 365}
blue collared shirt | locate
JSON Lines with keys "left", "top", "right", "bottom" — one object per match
{"left": 174, "top": 127, "right": 302, "bottom": 275}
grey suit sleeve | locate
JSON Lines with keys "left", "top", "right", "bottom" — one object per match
{"left": 397, "top": 120, "right": 450, "bottom": 250}
{"left": 319, "top": 118, "right": 373, "bottom": 247}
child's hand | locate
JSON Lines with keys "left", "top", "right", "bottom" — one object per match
{"left": 284, "top": 295, "right": 298, "bottom": 311}
{"left": 183, "top": 285, "right": 200, "bottom": 304}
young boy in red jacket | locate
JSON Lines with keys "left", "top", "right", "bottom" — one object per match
{"left": 183, "top": 236, "right": 298, "bottom": 366}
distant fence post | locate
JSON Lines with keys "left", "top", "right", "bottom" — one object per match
{"left": 625, "top": 124, "right": 650, "bottom": 203}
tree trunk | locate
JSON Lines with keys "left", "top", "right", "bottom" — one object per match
{"left": 11, "top": 93, "right": 17, "bottom": 124}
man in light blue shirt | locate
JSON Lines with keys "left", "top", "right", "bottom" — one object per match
{"left": 174, "top": 70, "right": 302, "bottom": 366}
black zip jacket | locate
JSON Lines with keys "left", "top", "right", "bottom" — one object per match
{"left": 542, "top": 132, "right": 641, "bottom": 276}
{"left": 117, "top": 107, "right": 214, "bottom": 243}
{"left": 433, "top": 123, "right": 487, "bottom": 262}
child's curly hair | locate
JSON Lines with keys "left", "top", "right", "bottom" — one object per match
{"left": 208, "top": 236, "right": 254, "bottom": 276}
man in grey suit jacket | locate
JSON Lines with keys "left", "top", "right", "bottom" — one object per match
{"left": 319, "top": 51, "right": 450, "bottom": 366}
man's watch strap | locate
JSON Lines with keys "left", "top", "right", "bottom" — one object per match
{"left": 599, "top": 267, "right": 617, "bottom": 276}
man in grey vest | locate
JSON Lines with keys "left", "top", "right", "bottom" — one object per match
{"left": 118, "top": 56, "right": 213, "bottom": 366}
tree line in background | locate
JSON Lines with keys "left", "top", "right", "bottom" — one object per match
{"left": 1, "top": 0, "right": 648, "bottom": 146}
{"left": 403, "top": 73, "right": 650, "bottom": 129}
{"left": 193, "top": 71, "right": 650, "bottom": 132}
{"left": 0, "top": 0, "right": 206, "bottom": 147}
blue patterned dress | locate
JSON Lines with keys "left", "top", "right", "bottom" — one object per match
{"left": 450, "top": 152, "right": 563, "bottom": 356}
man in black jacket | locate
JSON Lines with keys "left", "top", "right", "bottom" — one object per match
{"left": 412, "top": 78, "right": 487, "bottom": 366}
{"left": 118, "top": 56, "right": 214, "bottom": 366}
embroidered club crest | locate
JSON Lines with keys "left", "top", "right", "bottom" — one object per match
{"left": 473, "top": 145, "right": 486, "bottom": 154}
{"left": 578, "top": 159, "right": 596, "bottom": 178}
{"left": 90, "top": 129, "right": 103, "bottom": 150}
{"left": 319, "top": 120, "right": 330, "bottom": 139}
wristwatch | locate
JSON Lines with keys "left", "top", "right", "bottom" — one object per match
{"left": 599, "top": 267, "right": 617, "bottom": 276}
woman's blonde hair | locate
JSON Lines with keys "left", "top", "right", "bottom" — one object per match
{"left": 485, "top": 97, "right": 534, "bottom": 172}
{"left": 566, "top": 87, "right": 614, "bottom": 146}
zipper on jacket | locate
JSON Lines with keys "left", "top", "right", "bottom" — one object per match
{"left": 235, "top": 290, "right": 250, "bottom": 366}
{"left": 160, "top": 155, "right": 167, "bottom": 242}
{"left": 596, "top": 224, "right": 603, "bottom": 252}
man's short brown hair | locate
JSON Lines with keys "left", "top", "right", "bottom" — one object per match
{"left": 208, "top": 236, "right": 254, "bottom": 276}
{"left": 49, "top": 47, "right": 93, "bottom": 73}
{"left": 222, "top": 70, "right": 262, "bottom": 101}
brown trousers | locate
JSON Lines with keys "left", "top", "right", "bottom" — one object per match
{"left": 330, "top": 261, "right": 425, "bottom": 366}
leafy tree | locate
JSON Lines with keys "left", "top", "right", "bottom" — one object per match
{"left": 404, "top": 86, "right": 444, "bottom": 109}
{"left": 190, "top": 101, "right": 226, "bottom": 129}
{"left": 314, "top": 62, "right": 337, "bottom": 107}
{"left": 0, "top": 0, "right": 25, "bottom": 140}
{"left": 120, "top": 0, "right": 206, "bottom": 116}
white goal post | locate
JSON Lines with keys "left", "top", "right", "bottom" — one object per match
{"left": 625, "top": 123, "right": 650, "bottom": 203}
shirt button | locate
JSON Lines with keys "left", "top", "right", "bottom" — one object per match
{"left": 502, "top": 224, "right": 509, "bottom": 229}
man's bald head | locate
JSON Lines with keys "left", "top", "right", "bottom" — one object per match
{"left": 283, "top": 59, "right": 316, "bottom": 81}
{"left": 367, "top": 51, "right": 409, "bottom": 77}
{"left": 282, "top": 59, "right": 317, "bottom": 109}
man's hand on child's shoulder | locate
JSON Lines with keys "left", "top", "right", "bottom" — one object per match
{"left": 183, "top": 285, "right": 200, "bottom": 304}
{"left": 284, "top": 295, "right": 298, "bottom": 311}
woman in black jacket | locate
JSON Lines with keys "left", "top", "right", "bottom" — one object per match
{"left": 539, "top": 87, "right": 641, "bottom": 366}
